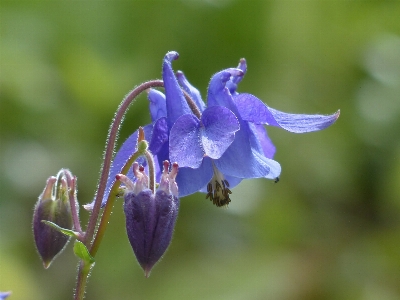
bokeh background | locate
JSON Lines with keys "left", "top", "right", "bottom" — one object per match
{"left": 1, "top": 1, "right": 400, "bottom": 299}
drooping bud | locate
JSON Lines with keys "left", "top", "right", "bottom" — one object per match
{"left": 118, "top": 161, "right": 179, "bottom": 277}
{"left": 33, "top": 170, "right": 74, "bottom": 268}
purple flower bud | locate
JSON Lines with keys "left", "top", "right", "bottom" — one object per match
{"left": 118, "top": 161, "right": 179, "bottom": 277}
{"left": 33, "top": 174, "right": 73, "bottom": 268}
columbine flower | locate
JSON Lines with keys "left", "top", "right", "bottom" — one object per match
{"left": 94, "top": 51, "right": 339, "bottom": 208}
{"left": 170, "top": 67, "right": 282, "bottom": 204}
{"left": 90, "top": 51, "right": 240, "bottom": 208}
{"left": 117, "top": 161, "right": 179, "bottom": 277}
{"left": 169, "top": 56, "right": 339, "bottom": 205}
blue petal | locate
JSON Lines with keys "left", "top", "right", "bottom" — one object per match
{"left": 234, "top": 93, "right": 340, "bottom": 133}
{"left": 176, "top": 71, "right": 206, "bottom": 113}
{"left": 207, "top": 68, "right": 243, "bottom": 112}
{"left": 214, "top": 120, "right": 281, "bottom": 179}
{"left": 248, "top": 123, "right": 276, "bottom": 159}
{"left": 223, "top": 175, "right": 243, "bottom": 189}
{"left": 176, "top": 158, "right": 214, "bottom": 197}
{"left": 200, "top": 106, "right": 239, "bottom": 159}
{"left": 163, "top": 52, "right": 191, "bottom": 128}
{"left": 148, "top": 89, "right": 167, "bottom": 121}
{"left": 226, "top": 58, "right": 247, "bottom": 95}
{"left": 149, "top": 117, "right": 169, "bottom": 155}
{"left": 169, "top": 114, "right": 204, "bottom": 168}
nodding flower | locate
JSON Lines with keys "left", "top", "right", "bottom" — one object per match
{"left": 96, "top": 51, "right": 339, "bottom": 208}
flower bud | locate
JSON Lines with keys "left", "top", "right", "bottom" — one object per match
{"left": 118, "top": 161, "right": 179, "bottom": 277}
{"left": 33, "top": 172, "right": 73, "bottom": 268}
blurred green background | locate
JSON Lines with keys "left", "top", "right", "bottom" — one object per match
{"left": 1, "top": 0, "right": 400, "bottom": 299}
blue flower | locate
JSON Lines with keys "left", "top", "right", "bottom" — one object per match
{"left": 91, "top": 52, "right": 241, "bottom": 208}
{"left": 93, "top": 51, "right": 339, "bottom": 208}
{"left": 169, "top": 56, "right": 339, "bottom": 205}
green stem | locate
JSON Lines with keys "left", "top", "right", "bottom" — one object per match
{"left": 74, "top": 261, "right": 91, "bottom": 300}
{"left": 85, "top": 80, "right": 164, "bottom": 245}
{"left": 89, "top": 150, "right": 142, "bottom": 256}
{"left": 73, "top": 79, "right": 200, "bottom": 299}
{"left": 74, "top": 80, "right": 163, "bottom": 300}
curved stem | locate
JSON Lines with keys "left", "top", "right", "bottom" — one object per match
{"left": 74, "top": 80, "right": 164, "bottom": 300}
{"left": 85, "top": 80, "right": 164, "bottom": 246}
{"left": 75, "top": 78, "right": 201, "bottom": 299}
{"left": 85, "top": 80, "right": 199, "bottom": 247}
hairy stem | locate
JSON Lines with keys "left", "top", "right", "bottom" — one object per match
{"left": 89, "top": 149, "right": 142, "bottom": 257}
{"left": 74, "top": 80, "right": 163, "bottom": 300}
{"left": 74, "top": 79, "right": 200, "bottom": 299}
{"left": 74, "top": 261, "right": 91, "bottom": 300}
{"left": 85, "top": 80, "right": 164, "bottom": 246}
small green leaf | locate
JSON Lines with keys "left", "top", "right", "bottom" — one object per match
{"left": 41, "top": 220, "right": 79, "bottom": 238}
{"left": 73, "top": 241, "right": 95, "bottom": 265}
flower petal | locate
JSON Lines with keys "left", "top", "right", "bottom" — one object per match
{"left": 226, "top": 58, "right": 247, "bottom": 95}
{"left": 149, "top": 117, "right": 169, "bottom": 155}
{"left": 169, "top": 114, "right": 204, "bottom": 168}
{"left": 248, "top": 123, "right": 276, "bottom": 159}
{"left": 207, "top": 68, "right": 243, "bottom": 112}
{"left": 176, "top": 158, "right": 214, "bottom": 197}
{"left": 148, "top": 89, "right": 167, "bottom": 121}
{"left": 163, "top": 52, "right": 191, "bottom": 128}
{"left": 176, "top": 71, "right": 206, "bottom": 113}
{"left": 234, "top": 93, "right": 340, "bottom": 133}
{"left": 214, "top": 120, "right": 281, "bottom": 179}
{"left": 200, "top": 106, "right": 239, "bottom": 159}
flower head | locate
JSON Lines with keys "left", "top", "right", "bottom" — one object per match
{"left": 95, "top": 51, "right": 339, "bottom": 208}
{"left": 118, "top": 161, "right": 179, "bottom": 277}
{"left": 169, "top": 55, "right": 339, "bottom": 204}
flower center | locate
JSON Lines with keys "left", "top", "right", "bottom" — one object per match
{"left": 206, "top": 165, "right": 232, "bottom": 207}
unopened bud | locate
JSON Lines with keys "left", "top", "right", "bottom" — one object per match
{"left": 33, "top": 171, "right": 74, "bottom": 268}
{"left": 119, "top": 161, "right": 179, "bottom": 277}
